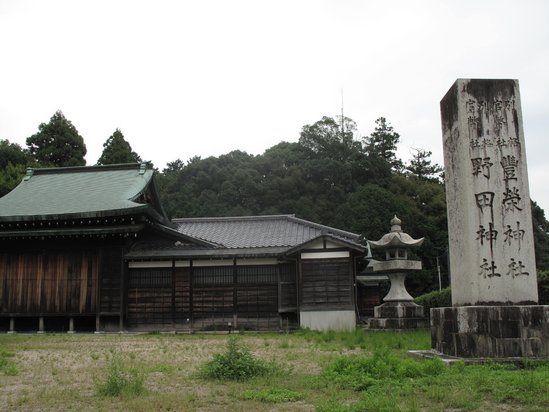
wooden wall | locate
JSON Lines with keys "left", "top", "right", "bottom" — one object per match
{"left": 300, "top": 258, "right": 353, "bottom": 310}
{"left": 0, "top": 251, "right": 98, "bottom": 314}
{"left": 126, "top": 262, "right": 294, "bottom": 331}
{"left": 99, "top": 248, "right": 123, "bottom": 314}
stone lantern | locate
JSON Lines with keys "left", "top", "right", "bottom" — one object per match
{"left": 367, "top": 216, "right": 428, "bottom": 329}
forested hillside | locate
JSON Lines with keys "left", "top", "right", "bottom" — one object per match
{"left": 2, "top": 112, "right": 548, "bottom": 296}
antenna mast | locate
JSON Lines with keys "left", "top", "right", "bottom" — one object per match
{"left": 341, "top": 88, "right": 345, "bottom": 135}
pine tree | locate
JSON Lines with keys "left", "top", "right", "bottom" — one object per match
{"left": 406, "top": 148, "right": 443, "bottom": 180}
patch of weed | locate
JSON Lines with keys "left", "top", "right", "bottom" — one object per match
{"left": 0, "top": 347, "right": 18, "bottom": 376}
{"left": 241, "top": 388, "right": 304, "bottom": 403}
{"left": 323, "top": 348, "right": 445, "bottom": 391}
{"left": 197, "top": 336, "right": 278, "bottom": 381}
{"left": 96, "top": 354, "right": 145, "bottom": 397}
{"left": 279, "top": 339, "right": 290, "bottom": 349}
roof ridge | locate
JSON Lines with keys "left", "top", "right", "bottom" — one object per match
{"left": 286, "top": 215, "right": 360, "bottom": 239}
{"left": 173, "top": 214, "right": 295, "bottom": 223}
{"left": 30, "top": 162, "right": 152, "bottom": 175}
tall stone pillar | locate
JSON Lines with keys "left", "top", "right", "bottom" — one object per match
{"left": 433, "top": 79, "right": 548, "bottom": 358}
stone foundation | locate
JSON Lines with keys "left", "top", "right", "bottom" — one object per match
{"left": 431, "top": 305, "right": 549, "bottom": 358}
{"left": 368, "top": 302, "right": 428, "bottom": 329}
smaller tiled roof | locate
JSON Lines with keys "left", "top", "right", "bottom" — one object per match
{"left": 173, "top": 214, "right": 363, "bottom": 249}
{"left": 0, "top": 163, "right": 167, "bottom": 222}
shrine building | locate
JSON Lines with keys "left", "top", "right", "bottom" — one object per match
{"left": 0, "top": 163, "right": 379, "bottom": 333}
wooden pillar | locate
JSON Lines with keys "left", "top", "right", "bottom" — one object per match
{"left": 171, "top": 260, "right": 176, "bottom": 330}
{"left": 68, "top": 317, "right": 75, "bottom": 334}
{"left": 96, "top": 248, "right": 102, "bottom": 334}
{"left": 119, "top": 257, "right": 126, "bottom": 333}
{"left": 189, "top": 260, "right": 194, "bottom": 332}
{"left": 233, "top": 258, "right": 238, "bottom": 330}
{"left": 38, "top": 317, "right": 45, "bottom": 334}
{"left": 8, "top": 317, "right": 15, "bottom": 334}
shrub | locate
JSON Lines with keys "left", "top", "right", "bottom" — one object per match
{"left": 415, "top": 287, "right": 451, "bottom": 318}
{"left": 96, "top": 354, "right": 145, "bottom": 397}
{"left": 197, "top": 336, "right": 274, "bottom": 381}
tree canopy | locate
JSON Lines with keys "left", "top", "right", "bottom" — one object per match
{"left": 97, "top": 129, "right": 141, "bottom": 165}
{"left": 26, "top": 110, "right": 86, "bottom": 167}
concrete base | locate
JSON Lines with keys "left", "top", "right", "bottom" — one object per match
{"left": 431, "top": 305, "right": 549, "bottom": 358}
{"left": 368, "top": 301, "right": 428, "bottom": 330}
{"left": 408, "top": 349, "right": 549, "bottom": 367}
{"left": 300, "top": 310, "right": 355, "bottom": 331}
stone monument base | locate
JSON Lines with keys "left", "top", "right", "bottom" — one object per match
{"left": 368, "top": 301, "right": 428, "bottom": 329}
{"left": 431, "top": 305, "right": 549, "bottom": 358}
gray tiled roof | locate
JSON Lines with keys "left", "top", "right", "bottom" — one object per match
{"left": 173, "top": 215, "right": 362, "bottom": 249}
{"left": 0, "top": 163, "right": 162, "bottom": 221}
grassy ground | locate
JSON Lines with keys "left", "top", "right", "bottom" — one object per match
{"left": 0, "top": 329, "right": 547, "bottom": 411}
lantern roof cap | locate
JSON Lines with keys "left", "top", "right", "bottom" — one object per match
{"left": 368, "top": 215, "right": 424, "bottom": 250}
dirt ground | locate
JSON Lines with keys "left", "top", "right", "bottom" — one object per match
{"left": 0, "top": 332, "right": 349, "bottom": 411}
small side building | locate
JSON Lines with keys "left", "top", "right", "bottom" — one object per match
{"left": 0, "top": 163, "right": 368, "bottom": 332}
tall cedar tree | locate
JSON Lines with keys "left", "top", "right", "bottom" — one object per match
{"left": 26, "top": 110, "right": 86, "bottom": 167}
{"left": 97, "top": 129, "right": 141, "bottom": 165}
{"left": 363, "top": 117, "right": 403, "bottom": 172}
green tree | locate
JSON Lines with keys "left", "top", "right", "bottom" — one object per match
{"left": 299, "top": 116, "right": 360, "bottom": 160}
{"left": 0, "top": 162, "right": 28, "bottom": 197}
{"left": 0, "top": 139, "right": 33, "bottom": 197}
{"left": 405, "top": 148, "right": 443, "bottom": 181}
{"left": 532, "top": 200, "right": 549, "bottom": 271}
{"left": 0, "top": 139, "right": 31, "bottom": 169}
{"left": 299, "top": 116, "right": 370, "bottom": 191}
{"left": 97, "top": 129, "right": 141, "bottom": 165}
{"left": 26, "top": 110, "right": 86, "bottom": 167}
{"left": 363, "top": 117, "right": 403, "bottom": 172}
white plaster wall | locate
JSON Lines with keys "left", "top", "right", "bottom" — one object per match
{"left": 301, "top": 251, "right": 350, "bottom": 260}
{"left": 300, "top": 310, "right": 356, "bottom": 331}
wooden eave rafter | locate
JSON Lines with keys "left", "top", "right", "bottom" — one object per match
{"left": 0, "top": 224, "right": 145, "bottom": 239}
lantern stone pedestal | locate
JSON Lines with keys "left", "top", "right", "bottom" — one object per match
{"left": 367, "top": 217, "right": 428, "bottom": 330}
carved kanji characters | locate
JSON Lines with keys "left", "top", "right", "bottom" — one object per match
{"left": 476, "top": 223, "right": 498, "bottom": 246}
{"left": 479, "top": 258, "right": 501, "bottom": 279}
{"left": 506, "top": 258, "right": 529, "bottom": 278}
{"left": 502, "top": 187, "right": 522, "bottom": 212}
{"left": 501, "top": 155, "right": 519, "bottom": 185}
{"left": 503, "top": 221, "right": 525, "bottom": 249}
{"left": 475, "top": 192, "right": 495, "bottom": 214}
{"left": 471, "top": 157, "right": 493, "bottom": 179}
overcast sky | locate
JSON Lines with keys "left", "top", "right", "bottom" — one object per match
{"left": 1, "top": 0, "right": 548, "bottom": 212}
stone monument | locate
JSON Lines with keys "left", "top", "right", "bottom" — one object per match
{"left": 433, "top": 79, "right": 548, "bottom": 358}
{"left": 367, "top": 216, "right": 428, "bottom": 329}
